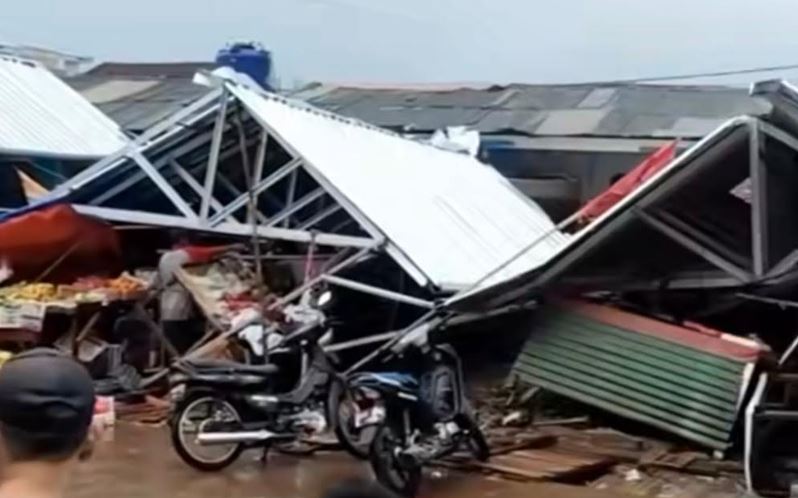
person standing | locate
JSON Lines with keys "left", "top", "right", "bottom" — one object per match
{"left": 0, "top": 348, "right": 96, "bottom": 498}
{"left": 157, "top": 237, "right": 240, "bottom": 354}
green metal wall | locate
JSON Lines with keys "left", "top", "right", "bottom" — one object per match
{"left": 512, "top": 306, "right": 753, "bottom": 449}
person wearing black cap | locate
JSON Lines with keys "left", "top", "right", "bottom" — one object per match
{"left": 0, "top": 348, "right": 96, "bottom": 498}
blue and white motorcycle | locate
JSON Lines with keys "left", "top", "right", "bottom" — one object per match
{"left": 345, "top": 326, "right": 490, "bottom": 496}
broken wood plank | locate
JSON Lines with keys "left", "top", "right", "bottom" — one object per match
{"left": 532, "top": 416, "right": 590, "bottom": 428}
{"left": 488, "top": 434, "right": 557, "bottom": 456}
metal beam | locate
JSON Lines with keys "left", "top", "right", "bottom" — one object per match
{"left": 760, "top": 120, "right": 798, "bottom": 153}
{"left": 91, "top": 128, "right": 238, "bottom": 207}
{"left": 635, "top": 208, "right": 752, "bottom": 282}
{"left": 74, "top": 205, "right": 377, "bottom": 248}
{"left": 200, "top": 91, "right": 229, "bottom": 221}
{"left": 208, "top": 157, "right": 303, "bottom": 225}
{"left": 265, "top": 188, "right": 325, "bottom": 228}
{"left": 300, "top": 204, "right": 342, "bottom": 230}
{"left": 129, "top": 151, "right": 198, "bottom": 220}
{"left": 767, "top": 247, "right": 798, "bottom": 279}
{"left": 168, "top": 160, "right": 225, "bottom": 214}
{"left": 750, "top": 120, "right": 768, "bottom": 276}
{"left": 55, "top": 90, "right": 223, "bottom": 196}
{"left": 656, "top": 210, "right": 750, "bottom": 268}
{"left": 322, "top": 274, "right": 435, "bottom": 309}
{"left": 270, "top": 244, "right": 379, "bottom": 308}
{"left": 250, "top": 130, "right": 269, "bottom": 224}
{"left": 284, "top": 169, "right": 298, "bottom": 228}
{"left": 560, "top": 272, "right": 744, "bottom": 291}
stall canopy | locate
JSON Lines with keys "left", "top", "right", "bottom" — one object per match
{"left": 0, "top": 202, "right": 121, "bottom": 282}
{"left": 48, "top": 72, "right": 568, "bottom": 292}
{"left": 0, "top": 56, "right": 128, "bottom": 159}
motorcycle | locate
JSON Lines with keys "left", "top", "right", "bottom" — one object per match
{"left": 346, "top": 325, "right": 490, "bottom": 496}
{"left": 169, "top": 291, "right": 378, "bottom": 471}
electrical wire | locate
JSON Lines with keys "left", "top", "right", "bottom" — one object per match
{"left": 577, "top": 63, "right": 798, "bottom": 85}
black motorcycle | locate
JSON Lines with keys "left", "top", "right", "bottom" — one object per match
{"left": 346, "top": 328, "right": 489, "bottom": 496}
{"left": 169, "top": 295, "right": 378, "bottom": 471}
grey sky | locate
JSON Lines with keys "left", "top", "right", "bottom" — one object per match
{"left": 5, "top": 0, "right": 798, "bottom": 85}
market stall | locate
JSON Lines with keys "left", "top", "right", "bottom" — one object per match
{"left": 0, "top": 273, "right": 150, "bottom": 351}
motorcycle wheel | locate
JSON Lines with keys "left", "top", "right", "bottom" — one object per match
{"left": 370, "top": 421, "right": 422, "bottom": 497}
{"left": 457, "top": 415, "right": 490, "bottom": 462}
{"left": 171, "top": 392, "right": 245, "bottom": 472}
{"left": 328, "top": 381, "right": 378, "bottom": 460}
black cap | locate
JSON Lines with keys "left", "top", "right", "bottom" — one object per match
{"left": 0, "top": 348, "right": 95, "bottom": 440}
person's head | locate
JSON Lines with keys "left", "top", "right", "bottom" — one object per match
{"left": 0, "top": 348, "right": 95, "bottom": 465}
{"left": 168, "top": 229, "right": 191, "bottom": 248}
{"left": 321, "top": 479, "right": 397, "bottom": 498}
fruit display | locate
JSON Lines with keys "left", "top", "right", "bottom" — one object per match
{"left": 107, "top": 274, "right": 146, "bottom": 295}
{"left": 0, "top": 273, "right": 148, "bottom": 306}
{"left": 0, "top": 283, "right": 57, "bottom": 302}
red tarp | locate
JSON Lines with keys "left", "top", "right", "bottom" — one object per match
{"left": 0, "top": 204, "right": 121, "bottom": 282}
{"left": 577, "top": 141, "right": 678, "bottom": 223}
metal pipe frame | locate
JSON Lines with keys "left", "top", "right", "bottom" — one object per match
{"left": 55, "top": 90, "right": 223, "bottom": 196}
{"left": 130, "top": 151, "right": 198, "bottom": 220}
{"left": 225, "top": 84, "right": 431, "bottom": 287}
{"left": 635, "top": 208, "right": 752, "bottom": 282}
{"left": 168, "top": 159, "right": 225, "bottom": 214}
{"left": 266, "top": 243, "right": 381, "bottom": 311}
{"left": 75, "top": 205, "right": 375, "bottom": 248}
{"left": 300, "top": 204, "right": 342, "bottom": 230}
{"left": 208, "top": 156, "right": 303, "bottom": 225}
{"left": 200, "top": 91, "right": 229, "bottom": 222}
{"left": 322, "top": 274, "right": 435, "bottom": 309}
{"left": 265, "top": 188, "right": 325, "bottom": 228}
{"left": 89, "top": 126, "right": 229, "bottom": 207}
{"left": 284, "top": 169, "right": 298, "bottom": 228}
{"left": 749, "top": 120, "right": 769, "bottom": 276}
{"left": 250, "top": 131, "right": 269, "bottom": 224}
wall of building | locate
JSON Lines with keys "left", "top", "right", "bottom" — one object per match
{"left": 484, "top": 146, "right": 648, "bottom": 220}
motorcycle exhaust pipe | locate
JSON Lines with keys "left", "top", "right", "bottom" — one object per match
{"left": 197, "top": 430, "right": 279, "bottom": 446}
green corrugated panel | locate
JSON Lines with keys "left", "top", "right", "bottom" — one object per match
{"left": 511, "top": 307, "right": 754, "bottom": 450}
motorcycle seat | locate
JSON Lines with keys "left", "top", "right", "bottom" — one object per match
{"left": 185, "top": 359, "right": 279, "bottom": 376}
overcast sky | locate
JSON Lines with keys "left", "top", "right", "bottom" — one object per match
{"left": 4, "top": 0, "right": 798, "bottom": 86}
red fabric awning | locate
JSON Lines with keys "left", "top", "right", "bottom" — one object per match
{"left": 577, "top": 141, "right": 678, "bottom": 223}
{"left": 0, "top": 204, "right": 121, "bottom": 282}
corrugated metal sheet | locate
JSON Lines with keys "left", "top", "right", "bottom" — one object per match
{"left": 67, "top": 75, "right": 213, "bottom": 132}
{"left": 293, "top": 83, "right": 769, "bottom": 139}
{"left": 228, "top": 82, "right": 570, "bottom": 290}
{"left": 512, "top": 301, "right": 763, "bottom": 450}
{"left": 0, "top": 56, "right": 128, "bottom": 158}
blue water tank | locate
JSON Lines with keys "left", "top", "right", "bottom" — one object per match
{"left": 215, "top": 42, "right": 273, "bottom": 90}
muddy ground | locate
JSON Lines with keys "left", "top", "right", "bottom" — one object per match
{"left": 66, "top": 424, "right": 635, "bottom": 498}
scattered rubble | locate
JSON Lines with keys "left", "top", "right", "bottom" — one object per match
{"left": 443, "top": 379, "right": 746, "bottom": 496}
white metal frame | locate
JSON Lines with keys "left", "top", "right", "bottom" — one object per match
{"left": 46, "top": 83, "right": 454, "bottom": 319}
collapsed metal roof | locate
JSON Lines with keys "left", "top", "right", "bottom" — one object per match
{"left": 449, "top": 80, "right": 798, "bottom": 309}
{"left": 0, "top": 56, "right": 129, "bottom": 159}
{"left": 50, "top": 72, "right": 568, "bottom": 291}
{"left": 290, "top": 83, "right": 769, "bottom": 139}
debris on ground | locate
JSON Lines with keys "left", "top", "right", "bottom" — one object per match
{"left": 455, "top": 378, "right": 746, "bottom": 496}
{"left": 115, "top": 395, "right": 171, "bottom": 426}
